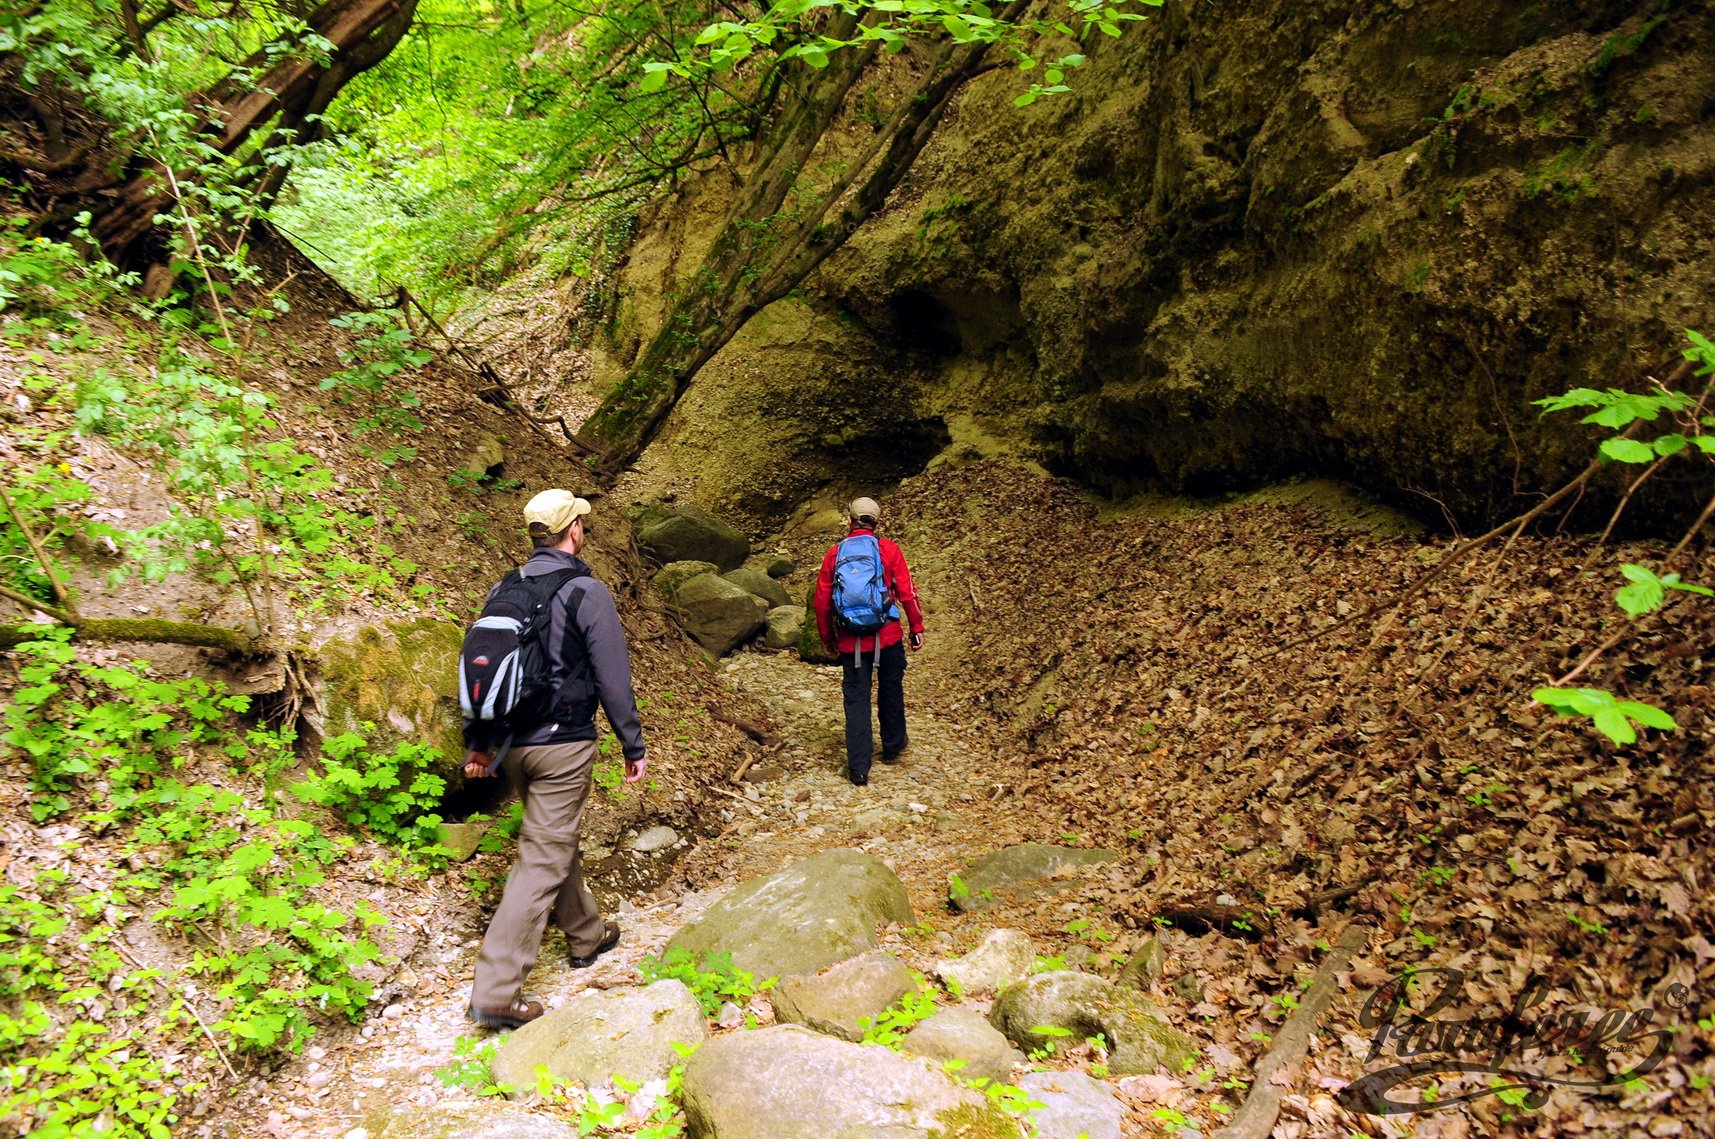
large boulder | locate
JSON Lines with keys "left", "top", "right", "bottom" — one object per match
{"left": 359, "top": 1101, "right": 576, "bottom": 1139}
{"left": 934, "top": 929, "right": 1036, "bottom": 995}
{"left": 680, "top": 1025, "right": 1017, "bottom": 1139}
{"left": 492, "top": 981, "right": 706, "bottom": 1093}
{"left": 665, "top": 849, "right": 915, "bottom": 979}
{"left": 1016, "top": 1071, "right": 1127, "bottom": 1139}
{"left": 902, "top": 1008, "right": 1019, "bottom": 1086}
{"left": 950, "top": 844, "right": 1120, "bottom": 913}
{"left": 770, "top": 952, "right": 918, "bottom": 1042}
{"left": 655, "top": 560, "right": 720, "bottom": 600}
{"left": 309, "top": 619, "right": 466, "bottom": 784}
{"left": 796, "top": 582, "right": 838, "bottom": 664}
{"left": 762, "top": 605, "right": 805, "bottom": 650}
{"left": 634, "top": 504, "right": 749, "bottom": 571}
{"left": 988, "top": 972, "right": 1194, "bottom": 1076}
{"left": 674, "top": 574, "right": 767, "bottom": 655}
{"left": 721, "top": 567, "right": 793, "bottom": 610}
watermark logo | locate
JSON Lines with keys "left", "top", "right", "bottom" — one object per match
{"left": 1338, "top": 966, "right": 1688, "bottom": 1115}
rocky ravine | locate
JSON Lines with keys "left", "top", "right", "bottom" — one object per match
{"left": 594, "top": 1, "right": 1715, "bottom": 537}
{"left": 231, "top": 633, "right": 1199, "bottom": 1139}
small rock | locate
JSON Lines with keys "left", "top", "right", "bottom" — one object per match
{"left": 935, "top": 929, "right": 1035, "bottom": 995}
{"left": 1118, "top": 936, "right": 1167, "bottom": 988}
{"left": 630, "top": 825, "right": 679, "bottom": 853}
{"left": 902, "top": 1008, "right": 1018, "bottom": 1085}
{"left": 770, "top": 952, "right": 917, "bottom": 1041}
{"left": 436, "top": 821, "right": 489, "bottom": 863}
{"left": 989, "top": 972, "right": 1195, "bottom": 1075}
{"left": 717, "top": 1002, "right": 746, "bottom": 1029}
{"left": 1018, "top": 1071, "right": 1127, "bottom": 1139}
{"left": 305, "top": 1071, "right": 333, "bottom": 1090}
{"left": 381, "top": 1004, "right": 404, "bottom": 1020}
{"left": 459, "top": 433, "right": 505, "bottom": 479}
{"left": 1172, "top": 973, "right": 1204, "bottom": 1003}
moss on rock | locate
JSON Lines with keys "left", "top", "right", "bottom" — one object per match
{"left": 313, "top": 619, "right": 466, "bottom": 780}
{"left": 928, "top": 1101, "right": 1023, "bottom": 1139}
{"left": 797, "top": 582, "right": 838, "bottom": 664}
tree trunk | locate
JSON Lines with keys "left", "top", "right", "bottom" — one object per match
{"left": 578, "top": 7, "right": 1025, "bottom": 477}
{"left": 85, "top": 0, "right": 419, "bottom": 267}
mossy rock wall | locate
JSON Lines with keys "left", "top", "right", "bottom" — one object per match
{"left": 603, "top": 2, "right": 1715, "bottom": 534}
{"left": 312, "top": 619, "right": 467, "bottom": 782}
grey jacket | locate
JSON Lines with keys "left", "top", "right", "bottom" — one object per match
{"left": 468, "top": 548, "right": 646, "bottom": 761}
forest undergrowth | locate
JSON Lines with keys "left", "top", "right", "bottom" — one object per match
{"left": 0, "top": 226, "right": 757, "bottom": 1138}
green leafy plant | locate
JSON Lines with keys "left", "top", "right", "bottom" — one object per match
{"left": 290, "top": 730, "right": 449, "bottom": 852}
{"left": 1532, "top": 688, "right": 1677, "bottom": 746}
{"left": 1530, "top": 329, "right": 1714, "bottom": 745}
{"left": 857, "top": 988, "right": 938, "bottom": 1050}
{"left": 637, "top": 947, "right": 774, "bottom": 1017}
{"left": 1025, "top": 1023, "right": 1074, "bottom": 1060}
{"left": 436, "top": 1034, "right": 513, "bottom": 1097}
{"left": 321, "top": 310, "right": 430, "bottom": 459}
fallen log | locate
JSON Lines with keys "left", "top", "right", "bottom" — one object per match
{"left": 1215, "top": 921, "right": 1371, "bottom": 1139}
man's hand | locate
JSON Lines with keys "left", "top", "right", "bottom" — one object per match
{"left": 464, "top": 750, "right": 496, "bottom": 778}
{"left": 910, "top": 631, "right": 924, "bottom": 651}
{"left": 624, "top": 756, "right": 648, "bottom": 784}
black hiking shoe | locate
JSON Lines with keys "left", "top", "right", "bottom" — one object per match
{"left": 570, "top": 921, "right": 621, "bottom": 968}
{"left": 468, "top": 997, "right": 545, "bottom": 1030}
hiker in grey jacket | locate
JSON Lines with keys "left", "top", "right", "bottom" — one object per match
{"left": 465, "top": 489, "right": 646, "bottom": 1030}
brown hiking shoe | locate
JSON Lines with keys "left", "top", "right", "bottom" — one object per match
{"left": 570, "top": 921, "right": 621, "bottom": 968}
{"left": 467, "top": 997, "right": 545, "bottom": 1030}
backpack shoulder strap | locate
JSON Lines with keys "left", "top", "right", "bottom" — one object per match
{"left": 521, "top": 566, "right": 585, "bottom": 603}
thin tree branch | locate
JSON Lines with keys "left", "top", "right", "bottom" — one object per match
{"left": 0, "top": 480, "right": 76, "bottom": 613}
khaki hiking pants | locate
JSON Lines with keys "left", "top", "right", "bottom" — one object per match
{"left": 470, "top": 739, "right": 607, "bottom": 1010}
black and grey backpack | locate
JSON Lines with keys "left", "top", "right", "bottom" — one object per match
{"left": 457, "top": 568, "right": 582, "bottom": 726}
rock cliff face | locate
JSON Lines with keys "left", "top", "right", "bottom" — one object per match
{"left": 599, "top": 0, "right": 1715, "bottom": 531}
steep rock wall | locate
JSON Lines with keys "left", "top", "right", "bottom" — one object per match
{"left": 606, "top": 0, "right": 1715, "bottom": 531}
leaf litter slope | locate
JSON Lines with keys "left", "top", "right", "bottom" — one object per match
{"left": 813, "top": 457, "right": 1710, "bottom": 1135}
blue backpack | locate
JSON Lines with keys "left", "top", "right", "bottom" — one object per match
{"left": 831, "top": 534, "right": 898, "bottom": 634}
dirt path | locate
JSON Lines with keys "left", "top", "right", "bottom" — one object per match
{"left": 245, "top": 590, "right": 1045, "bottom": 1138}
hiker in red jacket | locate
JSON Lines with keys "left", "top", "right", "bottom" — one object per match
{"left": 813, "top": 497, "right": 925, "bottom": 786}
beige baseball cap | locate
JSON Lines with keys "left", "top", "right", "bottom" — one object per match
{"left": 523, "top": 489, "right": 591, "bottom": 533}
{"left": 849, "top": 497, "right": 881, "bottom": 524}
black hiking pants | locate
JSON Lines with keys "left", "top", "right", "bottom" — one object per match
{"left": 841, "top": 639, "right": 907, "bottom": 782}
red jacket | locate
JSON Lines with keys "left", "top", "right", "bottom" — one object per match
{"left": 814, "top": 528, "right": 925, "bottom": 654}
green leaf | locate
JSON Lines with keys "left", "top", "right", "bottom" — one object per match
{"left": 1684, "top": 328, "right": 1715, "bottom": 375}
{"left": 1664, "top": 576, "right": 1714, "bottom": 598}
{"left": 1615, "top": 563, "right": 1665, "bottom": 616}
{"left": 638, "top": 65, "right": 669, "bottom": 94}
{"left": 1599, "top": 437, "right": 1656, "bottom": 464}
{"left": 1590, "top": 705, "right": 1636, "bottom": 745}
{"left": 1013, "top": 90, "right": 1037, "bottom": 107}
{"left": 1617, "top": 701, "right": 1677, "bottom": 731}
{"left": 1652, "top": 434, "right": 1689, "bottom": 457}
